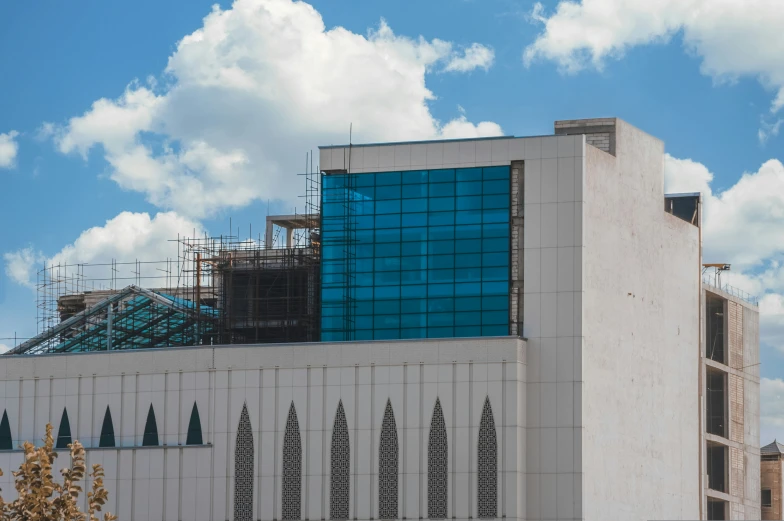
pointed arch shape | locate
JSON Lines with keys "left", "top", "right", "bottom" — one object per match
{"left": 186, "top": 402, "right": 203, "bottom": 445}
{"left": 330, "top": 400, "right": 350, "bottom": 520}
{"left": 142, "top": 404, "right": 159, "bottom": 446}
{"left": 99, "top": 406, "right": 115, "bottom": 448}
{"left": 234, "top": 403, "right": 254, "bottom": 521}
{"left": 282, "top": 401, "right": 302, "bottom": 520}
{"left": 378, "top": 399, "right": 399, "bottom": 520}
{"left": 56, "top": 408, "right": 72, "bottom": 449}
{"left": 0, "top": 410, "right": 12, "bottom": 450}
{"left": 477, "top": 397, "right": 497, "bottom": 519}
{"left": 428, "top": 398, "right": 448, "bottom": 519}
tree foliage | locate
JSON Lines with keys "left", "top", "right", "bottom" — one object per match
{"left": 0, "top": 423, "right": 116, "bottom": 520}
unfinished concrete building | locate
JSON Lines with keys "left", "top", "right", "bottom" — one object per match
{"left": 0, "top": 118, "right": 762, "bottom": 521}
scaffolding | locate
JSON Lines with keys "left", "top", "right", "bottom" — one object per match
{"left": 10, "top": 152, "right": 323, "bottom": 355}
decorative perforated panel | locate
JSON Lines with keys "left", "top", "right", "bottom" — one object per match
{"left": 282, "top": 402, "right": 302, "bottom": 520}
{"left": 234, "top": 403, "right": 254, "bottom": 521}
{"left": 428, "top": 398, "right": 448, "bottom": 520}
{"left": 477, "top": 397, "right": 497, "bottom": 519}
{"left": 330, "top": 400, "right": 350, "bottom": 520}
{"left": 378, "top": 399, "right": 399, "bottom": 520}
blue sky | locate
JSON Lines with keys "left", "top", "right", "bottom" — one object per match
{"left": 2, "top": 0, "right": 784, "bottom": 438}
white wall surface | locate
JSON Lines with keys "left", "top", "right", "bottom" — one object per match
{"left": 581, "top": 120, "right": 700, "bottom": 520}
{"left": 0, "top": 337, "right": 525, "bottom": 521}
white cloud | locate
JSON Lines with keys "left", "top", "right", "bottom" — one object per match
{"left": 0, "top": 130, "right": 19, "bottom": 169}
{"left": 3, "top": 247, "right": 44, "bottom": 289}
{"left": 53, "top": 0, "right": 501, "bottom": 219}
{"left": 0, "top": 344, "right": 8, "bottom": 354}
{"left": 524, "top": 0, "right": 784, "bottom": 114}
{"left": 5, "top": 212, "right": 204, "bottom": 288}
{"left": 443, "top": 43, "right": 495, "bottom": 72}
{"left": 664, "top": 154, "right": 784, "bottom": 270}
{"left": 762, "top": 377, "right": 784, "bottom": 443}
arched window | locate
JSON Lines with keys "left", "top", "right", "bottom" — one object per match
{"left": 142, "top": 404, "right": 159, "bottom": 446}
{"left": 330, "top": 400, "right": 350, "bottom": 520}
{"left": 0, "top": 410, "right": 12, "bottom": 450}
{"left": 234, "top": 403, "right": 254, "bottom": 521}
{"left": 99, "top": 406, "right": 115, "bottom": 448}
{"left": 56, "top": 408, "right": 72, "bottom": 449}
{"left": 186, "top": 402, "right": 203, "bottom": 445}
{"left": 428, "top": 398, "right": 448, "bottom": 519}
{"left": 378, "top": 399, "right": 398, "bottom": 520}
{"left": 477, "top": 397, "right": 497, "bottom": 519}
{"left": 282, "top": 402, "right": 302, "bottom": 520}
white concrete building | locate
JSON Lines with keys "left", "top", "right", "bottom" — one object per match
{"left": 0, "top": 118, "right": 758, "bottom": 521}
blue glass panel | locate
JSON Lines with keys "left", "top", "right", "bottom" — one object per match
{"left": 356, "top": 272, "right": 374, "bottom": 286}
{"left": 457, "top": 168, "right": 482, "bottom": 182}
{"left": 455, "top": 239, "right": 475, "bottom": 254}
{"left": 428, "top": 269, "right": 454, "bottom": 283}
{"left": 375, "top": 257, "right": 401, "bottom": 271}
{"left": 401, "top": 256, "right": 427, "bottom": 271}
{"left": 428, "top": 211, "right": 454, "bottom": 226}
{"left": 429, "top": 169, "right": 455, "bottom": 183}
{"left": 355, "top": 330, "right": 374, "bottom": 340}
{"left": 483, "top": 194, "right": 509, "bottom": 209}
{"left": 456, "top": 181, "right": 482, "bottom": 197}
{"left": 428, "top": 226, "right": 455, "bottom": 241}
{"left": 455, "top": 297, "right": 481, "bottom": 311}
{"left": 401, "top": 241, "right": 427, "bottom": 256}
{"left": 482, "top": 208, "right": 508, "bottom": 223}
{"left": 401, "top": 299, "right": 427, "bottom": 313}
{"left": 400, "top": 270, "right": 427, "bottom": 284}
{"left": 355, "top": 258, "right": 373, "bottom": 272}
{"left": 428, "top": 284, "right": 454, "bottom": 297}
{"left": 322, "top": 273, "right": 346, "bottom": 285}
{"left": 402, "top": 184, "right": 428, "bottom": 198}
{"left": 483, "top": 166, "right": 510, "bottom": 180}
{"left": 483, "top": 296, "right": 508, "bottom": 310}
{"left": 457, "top": 195, "right": 482, "bottom": 210}
{"left": 321, "top": 332, "right": 344, "bottom": 342}
{"left": 402, "top": 227, "right": 427, "bottom": 242}
{"left": 455, "top": 282, "right": 481, "bottom": 296}
{"left": 402, "top": 213, "right": 427, "bottom": 227}
{"left": 427, "top": 298, "right": 454, "bottom": 312}
{"left": 482, "top": 325, "right": 508, "bottom": 336}
{"left": 373, "top": 300, "right": 400, "bottom": 315}
{"left": 482, "top": 281, "right": 509, "bottom": 294}
{"left": 323, "top": 288, "right": 346, "bottom": 302}
{"left": 402, "top": 198, "right": 428, "bottom": 213}
{"left": 455, "top": 253, "right": 481, "bottom": 268}
{"left": 375, "top": 315, "right": 400, "bottom": 328}
{"left": 482, "top": 238, "right": 508, "bottom": 253}
{"left": 427, "top": 327, "right": 453, "bottom": 338}
{"left": 356, "top": 316, "right": 374, "bottom": 329}
{"left": 460, "top": 225, "right": 482, "bottom": 239}
{"left": 375, "top": 214, "right": 401, "bottom": 229}
{"left": 400, "top": 328, "right": 426, "bottom": 339}
{"left": 482, "top": 252, "right": 507, "bottom": 267}
{"left": 375, "top": 185, "right": 401, "bottom": 200}
{"left": 428, "top": 255, "right": 455, "bottom": 269}
{"left": 429, "top": 197, "right": 455, "bottom": 212}
{"left": 375, "top": 271, "right": 401, "bottom": 286}
{"left": 429, "top": 182, "right": 455, "bottom": 197}
{"left": 402, "top": 170, "right": 428, "bottom": 184}
{"left": 376, "top": 229, "right": 402, "bottom": 243}
{"left": 355, "top": 173, "right": 374, "bottom": 187}
{"left": 375, "top": 243, "right": 401, "bottom": 257}
{"left": 376, "top": 200, "right": 401, "bottom": 214}
{"left": 482, "top": 267, "right": 507, "bottom": 281}
{"left": 456, "top": 210, "right": 482, "bottom": 225}
{"left": 428, "top": 240, "right": 454, "bottom": 255}
{"left": 482, "top": 223, "right": 509, "bottom": 238}
{"left": 376, "top": 172, "right": 401, "bottom": 186}
{"left": 356, "top": 215, "right": 375, "bottom": 229}
{"left": 455, "top": 326, "right": 482, "bottom": 337}
{"left": 356, "top": 287, "right": 373, "bottom": 300}
{"left": 482, "top": 310, "right": 508, "bottom": 325}
{"left": 356, "top": 244, "right": 374, "bottom": 258}
{"left": 428, "top": 313, "right": 454, "bottom": 327}
{"left": 324, "top": 175, "right": 346, "bottom": 189}
{"left": 401, "top": 314, "right": 427, "bottom": 328}
{"left": 375, "top": 285, "right": 401, "bottom": 299}
{"left": 455, "top": 268, "right": 481, "bottom": 282}
{"left": 322, "top": 245, "right": 344, "bottom": 260}
{"left": 322, "top": 202, "right": 344, "bottom": 217}
{"left": 454, "top": 312, "right": 481, "bottom": 326}
{"left": 400, "top": 284, "right": 427, "bottom": 298}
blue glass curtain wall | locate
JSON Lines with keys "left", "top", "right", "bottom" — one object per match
{"left": 321, "top": 166, "right": 510, "bottom": 341}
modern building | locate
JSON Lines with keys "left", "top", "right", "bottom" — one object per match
{"left": 761, "top": 440, "right": 784, "bottom": 520}
{"left": 0, "top": 118, "right": 760, "bottom": 521}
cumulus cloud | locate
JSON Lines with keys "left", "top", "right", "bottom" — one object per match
{"left": 665, "top": 154, "right": 784, "bottom": 270}
{"left": 52, "top": 0, "right": 501, "bottom": 219}
{"left": 5, "top": 212, "right": 204, "bottom": 288}
{"left": 0, "top": 130, "right": 19, "bottom": 169}
{"left": 524, "top": 0, "right": 784, "bottom": 116}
